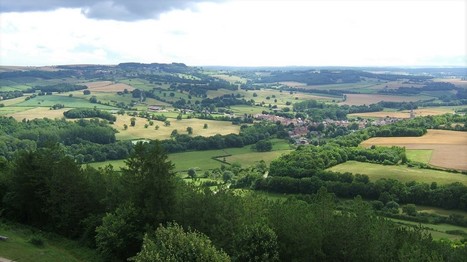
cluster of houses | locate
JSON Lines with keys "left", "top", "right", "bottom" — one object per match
{"left": 253, "top": 113, "right": 406, "bottom": 145}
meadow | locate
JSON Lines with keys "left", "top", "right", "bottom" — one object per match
{"left": 406, "top": 149, "right": 433, "bottom": 164}
{"left": 327, "top": 161, "right": 467, "bottom": 185}
{"left": 340, "top": 94, "right": 431, "bottom": 106}
{"left": 388, "top": 218, "right": 466, "bottom": 241}
{"left": 89, "top": 139, "right": 293, "bottom": 172}
{"left": 361, "top": 129, "right": 467, "bottom": 170}
{"left": 114, "top": 115, "right": 241, "bottom": 140}
{"left": 14, "top": 95, "right": 116, "bottom": 109}
{"left": 7, "top": 107, "right": 69, "bottom": 121}
{"left": 348, "top": 106, "right": 459, "bottom": 119}
{"left": 0, "top": 223, "right": 100, "bottom": 262}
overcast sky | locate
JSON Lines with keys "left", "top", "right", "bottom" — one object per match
{"left": 0, "top": 0, "right": 465, "bottom": 67}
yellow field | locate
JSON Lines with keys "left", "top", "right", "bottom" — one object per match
{"left": 114, "top": 115, "right": 241, "bottom": 140}
{"left": 83, "top": 81, "right": 135, "bottom": 92}
{"left": 361, "top": 130, "right": 467, "bottom": 170}
{"left": 340, "top": 94, "right": 426, "bottom": 106}
{"left": 348, "top": 107, "right": 455, "bottom": 119}
{"left": 7, "top": 107, "right": 68, "bottom": 121}
{"left": 433, "top": 78, "right": 467, "bottom": 88}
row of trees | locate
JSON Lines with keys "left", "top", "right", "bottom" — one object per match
{"left": 160, "top": 122, "right": 288, "bottom": 153}
{"left": 255, "top": 172, "right": 467, "bottom": 210}
{"left": 63, "top": 108, "right": 117, "bottom": 122}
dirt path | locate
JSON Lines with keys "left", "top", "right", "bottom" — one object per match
{"left": 0, "top": 257, "right": 13, "bottom": 262}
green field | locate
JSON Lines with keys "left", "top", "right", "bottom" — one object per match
{"left": 0, "top": 223, "right": 101, "bottom": 262}
{"left": 406, "top": 149, "right": 433, "bottom": 164}
{"left": 89, "top": 139, "right": 293, "bottom": 172}
{"left": 0, "top": 106, "right": 33, "bottom": 115}
{"left": 328, "top": 161, "right": 467, "bottom": 185}
{"left": 15, "top": 95, "right": 116, "bottom": 109}
{"left": 388, "top": 218, "right": 466, "bottom": 241}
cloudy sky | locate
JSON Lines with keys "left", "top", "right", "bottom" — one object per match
{"left": 0, "top": 0, "right": 465, "bottom": 67}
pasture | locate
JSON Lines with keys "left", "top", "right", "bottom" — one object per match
{"left": 406, "top": 149, "right": 433, "bottom": 164}
{"left": 114, "top": 115, "right": 241, "bottom": 140}
{"left": 327, "top": 161, "right": 467, "bottom": 185}
{"left": 0, "top": 223, "right": 100, "bottom": 262}
{"left": 388, "top": 218, "right": 466, "bottom": 241}
{"left": 0, "top": 106, "right": 33, "bottom": 116}
{"left": 89, "top": 139, "right": 292, "bottom": 172}
{"left": 83, "top": 81, "right": 134, "bottom": 92}
{"left": 348, "top": 107, "right": 456, "bottom": 119}
{"left": 340, "top": 94, "right": 430, "bottom": 106}
{"left": 7, "top": 107, "right": 69, "bottom": 121}
{"left": 361, "top": 130, "right": 467, "bottom": 170}
{"left": 211, "top": 74, "right": 247, "bottom": 84}
{"left": 15, "top": 95, "right": 116, "bottom": 109}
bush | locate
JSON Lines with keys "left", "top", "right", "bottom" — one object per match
{"left": 28, "top": 235, "right": 44, "bottom": 247}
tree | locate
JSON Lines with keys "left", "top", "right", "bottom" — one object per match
{"left": 83, "top": 90, "right": 91, "bottom": 95}
{"left": 171, "top": 129, "right": 178, "bottom": 137}
{"left": 155, "top": 125, "right": 160, "bottom": 130}
{"left": 121, "top": 141, "right": 176, "bottom": 222}
{"left": 132, "top": 223, "right": 230, "bottom": 262}
{"left": 187, "top": 126, "right": 193, "bottom": 135}
{"left": 124, "top": 124, "right": 128, "bottom": 130}
{"left": 204, "top": 123, "right": 208, "bottom": 129}
{"left": 187, "top": 168, "right": 197, "bottom": 180}
{"left": 233, "top": 223, "right": 279, "bottom": 262}
{"left": 253, "top": 140, "right": 273, "bottom": 152}
{"left": 130, "top": 117, "right": 136, "bottom": 127}
{"left": 177, "top": 114, "right": 182, "bottom": 120}
{"left": 89, "top": 96, "right": 98, "bottom": 103}
{"left": 164, "top": 120, "right": 171, "bottom": 126}
{"left": 223, "top": 171, "right": 233, "bottom": 183}
{"left": 402, "top": 204, "right": 417, "bottom": 216}
{"left": 95, "top": 204, "right": 144, "bottom": 260}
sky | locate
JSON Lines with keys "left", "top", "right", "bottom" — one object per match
{"left": 0, "top": 0, "right": 466, "bottom": 67}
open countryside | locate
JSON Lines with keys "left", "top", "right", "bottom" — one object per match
{"left": 361, "top": 129, "right": 467, "bottom": 170}
{"left": 1, "top": 63, "right": 467, "bottom": 261}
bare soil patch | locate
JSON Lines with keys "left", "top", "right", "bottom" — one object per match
{"left": 84, "top": 81, "right": 135, "bottom": 92}
{"left": 361, "top": 130, "right": 467, "bottom": 170}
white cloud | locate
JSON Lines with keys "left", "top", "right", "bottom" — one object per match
{"left": 0, "top": 0, "right": 465, "bottom": 67}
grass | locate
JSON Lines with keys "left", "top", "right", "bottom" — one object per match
{"left": 0, "top": 106, "right": 34, "bottom": 116}
{"left": 15, "top": 95, "right": 116, "bottom": 109}
{"left": 388, "top": 218, "right": 466, "bottom": 241}
{"left": 0, "top": 222, "right": 102, "bottom": 262}
{"left": 7, "top": 107, "right": 69, "bottom": 121}
{"left": 89, "top": 139, "right": 293, "bottom": 172}
{"left": 406, "top": 149, "right": 433, "bottom": 164}
{"left": 114, "top": 115, "right": 241, "bottom": 140}
{"left": 327, "top": 161, "right": 467, "bottom": 185}
{"left": 415, "top": 205, "right": 467, "bottom": 218}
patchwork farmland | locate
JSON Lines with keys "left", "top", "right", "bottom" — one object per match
{"left": 361, "top": 129, "right": 467, "bottom": 170}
